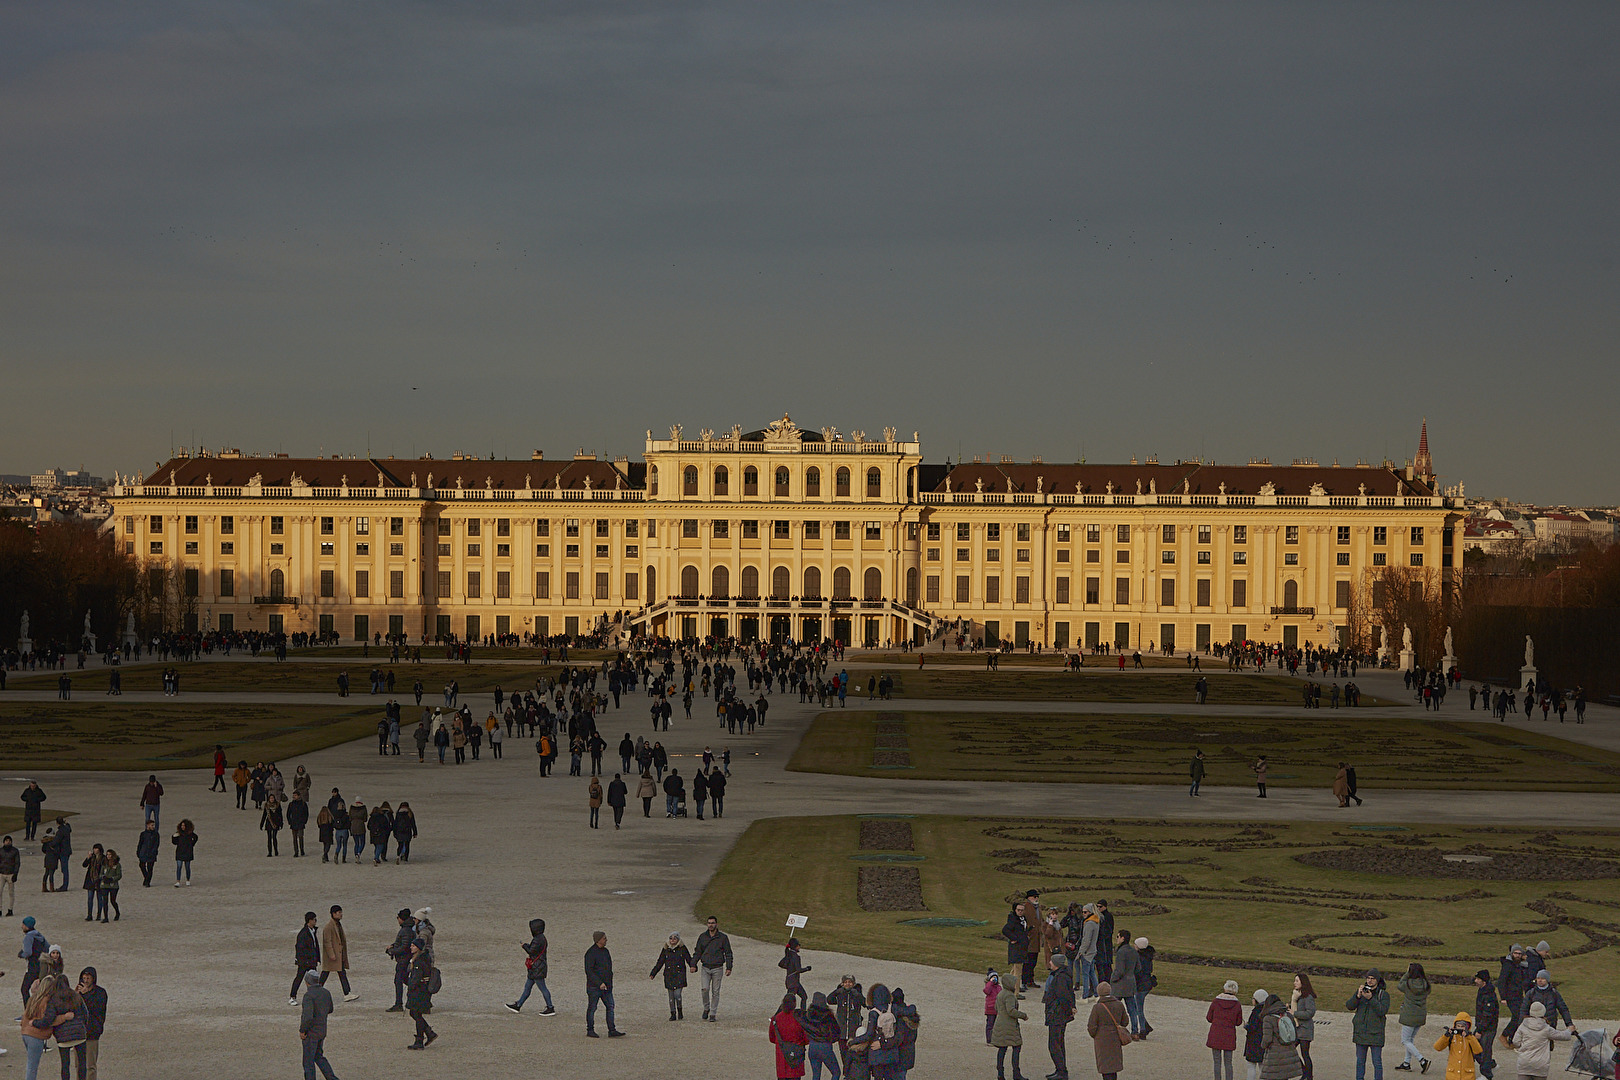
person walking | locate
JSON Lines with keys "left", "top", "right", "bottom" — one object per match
{"left": 261, "top": 796, "right": 284, "bottom": 857}
{"left": 391, "top": 803, "right": 416, "bottom": 864}
{"left": 232, "top": 762, "right": 251, "bottom": 809}
{"left": 0, "top": 836, "right": 18, "bottom": 916}
{"left": 770, "top": 992, "right": 809, "bottom": 1079}
{"left": 1252, "top": 756, "right": 1268, "bottom": 798}
{"left": 20, "top": 783, "right": 45, "bottom": 841}
{"left": 316, "top": 806, "right": 334, "bottom": 863}
{"left": 1086, "top": 981, "right": 1128, "bottom": 1080}
{"left": 405, "top": 938, "right": 437, "bottom": 1050}
{"left": 1245, "top": 989, "right": 1269, "bottom": 1080}
{"left": 97, "top": 851, "right": 121, "bottom": 922}
{"left": 171, "top": 819, "right": 197, "bottom": 886}
{"left": 507, "top": 918, "right": 554, "bottom": 1015}
{"left": 287, "top": 794, "right": 309, "bottom": 858}
{"left": 587, "top": 778, "right": 603, "bottom": 829}
{"left": 1208, "top": 980, "right": 1244, "bottom": 1080}
{"left": 1396, "top": 962, "right": 1433, "bottom": 1072}
{"left": 1471, "top": 971, "right": 1499, "bottom": 1080}
{"left": 1348, "top": 970, "right": 1391, "bottom": 1080}
{"left": 293, "top": 912, "right": 321, "bottom": 1005}
{"left": 299, "top": 970, "right": 339, "bottom": 1080}
{"left": 694, "top": 914, "right": 733, "bottom": 1022}
{"left": 348, "top": 798, "right": 367, "bottom": 863}
{"left": 1334, "top": 764, "right": 1352, "bottom": 808}
{"left": 139, "top": 775, "right": 164, "bottom": 828}
{"left": 1497, "top": 945, "right": 1533, "bottom": 1045}
{"left": 211, "top": 746, "right": 228, "bottom": 793}
{"left": 648, "top": 932, "right": 692, "bottom": 1021}
{"left": 76, "top": 968, "right": 106, "bottom": 1080}
{"left": 1189, "top": 750, "right": 1206, "bottom": 797}
{"left": 637, "top": 771, "right": 656, "bottom": 818}
{"left": 707, "top": 767, "right": 727, "bottom": 818}
{"left": 320, "top": 906, "right": 357, "bottom": 1001}
{"left": 692, "top": 769, "right": 709, "bottom": 821}
{"left": 1044, "top": 951, "right": 1077, "bottom": 1080}
{"left": 79, "top": 846, "right": 106, "bottom": 922}
{"left": 583, "top": 931, "right": 623, "bottom": 1038}
{"left": 367, "top": 803, "right": 393, "bottom": 865}
{"left": 991, "top": 968, "right": 1029, "bottom": 1080}
{"left": 1510, "top": 1002, "right": 1570, "bottom": 1080}
{"left": 780, "top": 938, "right": 811, "bottom": 1010}
{"left": 1292, "top": 974, "right": 1318, "bottom": 1080}
{"left": 134, "top": 822, "right": 159, "bottom": 888}
{"left": 1258, "top": 989, "right": 1302, "bottom": 1080}
{"left": 19, "top": 915, "right": 48, "bottom": 1005}
{"left": 385, "top": 910, "right": 416, "bottom": 1012}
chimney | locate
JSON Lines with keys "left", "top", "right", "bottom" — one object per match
{"left": 531, "top": 450, "right": 544, "bottom": 460}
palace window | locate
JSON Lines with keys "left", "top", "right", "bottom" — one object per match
{"left": 320, "top": 570, "right": 334, "bottom": 598}
{"left": 220, "top": 542, "right": 234, "bottom": 555}
{"left": 1284, "top": 552, "right": 1298, "bottom": 565}
{"left": 596, "top": 573, "right": 609, "bottom": 600}
{"left": 1410, "top": 552, "right": 1424, "bottom": 566}
{"left": 774, "top": 520, "right": 790, "bottom": 539}
{"left": 391, "top": 517, "right": 404, "bottom": 536}
{"left": 321, "top": 542, "right": 334, "bottom": 556}
{"left": 1197, "top": 525, "right": 1211, "bottom": 544}
{"left": 1196, "top": 579, "right": 1211, "bottom": 606}
{"left": 356, "top": 517, "right": 370, "bottom": 535}
{"left": 1337, "top": 525, "right": 1350, "bottom": 545}
{"left": 390, "top": 543, "right": 404, "bottom": 556}
{"left": 595, "top": 545, "right": 608, "bottom": 558}
{"left": 926, "top": 575, "right": 940, "bottom": 604}
{"left": 1161, "top": 579, "right": 1175, "bottom": 607}
{"left": 566, "top": 545, "right": 579, "bottom": 558}
{"left": 468, "top": 543, "right": 481, "bottom": 557}
{"left": 1086, "top": 550, "right": 1099, "bottom": 563}
{"left": 1115, "top": 578, "right": 1129, "bottom": 604}
{"left": 713, "top": 520, "right": 730, "bottom": 539}
{"left": 536, "top": 572, "right": 550, "bottom": 598}
{"left": 1411, "top": 526, "right": 1425, "bottom": 545}
{"left": 565, "top": 519, "right": 579, "bottom": 537}
{"left": 321, "top": 517, "right": 334, "bottom": 535}
{"left": 1336, "top": 552, "right": 1350, "bottom": 565}
{"left": 806, "top": 467, "right": 821, "bottom": 497}
{"left": 867, "top": 467, "right": 882, "bottom": 497}
{"left": 1161, "top": 524, "right": 1174, "bottom": 544}
{"left": 1086, "top": 525, "right": 1100, "bottom": 543}
{"left": 928, "top": 522, "right": 941, "bottom": 541}
{"left": 743, "top": 467, "right": 758, "bottom": 496}
{"left": 1197, "top": 550, "right": 1210, "bottom": 564}
{"left": 1016, "top": 549, "right": 1030, "bottom": 562}
{"left": 496, "top": 543, "right": 510, "bottom": 557}
{"left": 219, "top": 569, "right": 234, "bottom": 596}
{"left": 270, "top": 516, "right": 284, "bottom": 535}
{"left": 713, "top": 466, "right": 728, "bottom": 495}
{"left": 955, "top": 575, "right": 969, "bottom": 603}
{"left": 535, "top": 519, "right": 550, "bottom": 536}
{"left": 1285, "top": 526, "right": 1299, "bottom": 544}
{"left": 649, "top": 466, "right": 659, "bottom": 496}
{"left": 356, "top": 543, "right": 369, "bottom": 555}
{"left": 468, "top": 519, "right": 482, "bottom": 536}
{"left": 1057, "top": 549, "right": 1069, "bottom": 562}
{"left": 985, "top": 576, "right": 1000, "bottom": 603}
{"left": 927, "top": 548, "right": 940, "bottom": 561}
{"left": 1161, "top": 550, "right": 1175, "bottom": 564}
{"left": 1373, "top": 526, "right": 1387, "bottom": 545}
{"left": 683, "top": 519, "right": 698, "bottom": 538}
{"left": 1056, "top": 524, "right": 1069, "bottom": 542}
{"left": 986, "top": 548, "right": 1000, "bottom": 562}
{"left": 184, "top": 542, "right": 198, "bottom": 554}
{"left": 683, "top": 466, "right": 698, "bottom": 496}
{"left": 625, "top": 545, "right": 638, "bottom": 558}
{"left": 1086, "top": 577, "right": 1100, "bottom": 604}
{"left": 1016, "top": 576, "right": 1030, "bottom": 603}
{"left": 1116, "top": 524, "right": 1130, "bottom": 544}
{"left": 834, "top": 521, "right": 851, "bottom": 540}
{"left": 835, "top": 468, "right": 851, "bottom": 497}
{"left": 1233, "top": 551, "right": 1247, "bottom": 565}
{"left": 390, "top": 570, "right": 404, "bottom": 598}
{"left": 804, "top": 520, "right": 821, "bottom": 540}
{"left": 957, "top": 522, "right": 970, "bottom": 541}
{"left": 1233, "top": 525, "right": 1246, "bottom": 544}
{"left": 1373, "top": 552, "right": 1387, "bottom": 566}
{"left": 987, "top": 523, "right": 1001, "bottom": 541}
{"left": 742, "top": 520, "right": 759, "bottom": 539}
{"left": 775, "top": 467, "right": 790, "bottom": 496}
{"left": 355, "top": 570, "right": 369, "bottom": 598}
{"left": 595, "top": 520, "right": 609, "bottom": 537}
{"left": 1232, "top": 579, "right": 1247, "bottom": 607}
{"left": 1055, "top": 577, "right": 1069, "bottom": 603}
{"left": 865, "top": 521, "right": 882, "bottom": 540}
{"left": 957, "top": 548, "right": 970, "bottom": 562}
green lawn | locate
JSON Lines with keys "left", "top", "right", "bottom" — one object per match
{"left": 0, "top": 702, "right": 390, "bottom": 770}
{"left": 286, "top": 645, "right": 618, "bottom": 662}
{"left": 10, "top": 661, "right": 564, "bottom": 695}
{"left": 857, "top": 650, "right": 1188, "bottom": 669}
{"left": 875, "top": 669, "right": 1394, "bottom": 706}
{"left": 787, "top": 710, "right": 1620, "bottom": 791}
{"left": 701, "top": 814, "right": 1620, "bottom": 1016}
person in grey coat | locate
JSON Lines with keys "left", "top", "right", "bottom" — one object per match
{"left": 1110, "top": 930, "right": 1140, "bottom": 1032}
{"left": 300, "top": 970, "right": 339, "bottom": 1080}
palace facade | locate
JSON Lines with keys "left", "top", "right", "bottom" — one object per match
{"left": 109, "top": 415, "right": 1461, "bottom": 651}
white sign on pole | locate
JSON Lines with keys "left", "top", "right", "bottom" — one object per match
{"left": 786, "top": 914, "right": 809, "bottom": 929}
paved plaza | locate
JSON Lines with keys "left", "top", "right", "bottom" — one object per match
{"left": 2, "top": 656, "right": 1615, "bottom": 1078}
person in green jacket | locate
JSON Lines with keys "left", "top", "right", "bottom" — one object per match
{"left": 1346, "top": 969, "right": 1391, "bottom": 1080}
{"left": 1396, "top": 962, "right": 1432, "bottom": 1073}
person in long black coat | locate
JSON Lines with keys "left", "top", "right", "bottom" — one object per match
{"left": 649, "top": 933, "right": 694, "bottom": 1020}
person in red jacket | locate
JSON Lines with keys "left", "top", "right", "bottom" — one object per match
{"left": 211, "top": 746, "right": 227, "bottom": 792}
{"left": 984, "top": 970, "right": 1003, "bottom": 1044}
{"left": 1206, "top": 979, "right": 1244, "bottom": 1080}
{"left": 769, "top": 993, "right": 808, "bottom": 1079}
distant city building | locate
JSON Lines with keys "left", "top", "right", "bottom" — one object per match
{"left": 109, "top": 416, "right": 1460, "bottom": 650}
{"left": 28, "top": 468, "right": 104, "bottom": 489}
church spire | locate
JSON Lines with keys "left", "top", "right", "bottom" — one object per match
{"left": 1414, "top": 418, "right": 1433, "bottom": 481}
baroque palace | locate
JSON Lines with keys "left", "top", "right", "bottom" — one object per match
{"left": 109, "top": 415, "right": 1461, "bottom": 651}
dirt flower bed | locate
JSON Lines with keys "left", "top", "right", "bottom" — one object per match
{"left": 861, "top": 820, "right": 916, "bottom": 851}
{"left": 1294, "top": 847, "right": 1620, "bottom": 880}
{"left": 858, "top": 866, "right": 927, "bottom": 911}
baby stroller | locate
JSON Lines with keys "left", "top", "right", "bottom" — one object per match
{"left": 675, "top": 794, "right": 688, "bottom": 818}
{"left": 1565, "top": 1028, "right": 1615, "bottom": 1079}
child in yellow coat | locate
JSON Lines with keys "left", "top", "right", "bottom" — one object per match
{"left": 1433, "top": 1012, "right": 1484, "bottom": 1080}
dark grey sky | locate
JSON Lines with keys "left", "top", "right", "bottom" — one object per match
{"left": 4, "top": 3, "right": 1616, "bottom": 502}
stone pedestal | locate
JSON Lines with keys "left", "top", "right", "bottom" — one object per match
{"left": 16, "top": 636, "right": 31, "bottom": 657}
{"left": 1399, "top": 646, "right": 1415, "bottom": 672}
{"left": 1442, "top": 653, "right": 1458, "bottom": 675}
{"left": 1520, "top": 665, "right": 1538, "bottom": 693}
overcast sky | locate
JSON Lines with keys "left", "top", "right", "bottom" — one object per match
{"left": 3, "top": 2, "right": 1616, "bottom": 502}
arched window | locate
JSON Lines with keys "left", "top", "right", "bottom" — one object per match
{"left": 866, "top": 467, "right": 882, "bottom": 498}
{"left": 683, "top": 466, "right": 698, "bottom": 496}
{"left": 743, "top": 467, "right": 758, "bottom": 496}
{"left": 269, "top": 568, "right": 285, "bottom": 599}
{"left": 740, "top": 566, "right": 759, "bottom": 599}
{"left": 680, "top": 565, "right": 699, "bottom": 597}
{"left": 772, "top": 566, "right": 790, "bottom": 599}
{"left": 805, "top": 467, "right": 821, "bottom": 497}
{"left": 833, "top": 566, "right": 852, "bottom": 599}
{"left": 646, "top": 566, "right": 657, "bottom": 601}
{"left": 711, "top": 565, "right": 730, "bottom": 599}
{"left": 835, "top": 467, "right": 851, "bottom": 497}
{"left": 713, "top": 466, "right": 728, "bottom": 496}
{"left": 905, "top": 567, "right": 919, "bottom": 606}
{"left": 1284, "top": 579, "right": 1299, "bottom": 609}
{"left": 803, "top": 566, "right": 822, "bottom": 599}
{"left": 864, "top": 567, "right": 882, "bottom": 600}
{"left": 649, "top": 466, "right": 659, "bottom": 496}
{"left": 774, "top": 467, "right": 790, "bottom": 496}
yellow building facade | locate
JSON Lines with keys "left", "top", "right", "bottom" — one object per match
{"left": 110, "top": 414, "right": 1460, "bottom": 651}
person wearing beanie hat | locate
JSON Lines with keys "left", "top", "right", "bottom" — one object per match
{"left": 19, "top": 915, "right": 47, "bottom": 1004}
{"left": 780, "top": 937, "right": 809, "bottom": 1010}
{"left": 1472, "top": 971, "right": 1500, "bottom": 1080}
{"left": 1511, "top": 999, "right": 1571, "bottom": 1078}
{"left": 1431, "top": 1013, "right": 1481, "bottom": 1080}
{"left": 1244, "top": 989, "right": 1270, "bottom": 1080}
{"left": 1257, "top": 986, "right": 1301, "bottom": 1080}
{"left": 1086, "top": 981, "right": 1127, "bottom": 1079}
{"left": 299, "top": 968, "right": 339, "bottom": 1080}
{"left": 1347, "top": 970, "right": 1391, "bottom": 1080}
{"left": 1524, "top": 969, "right": 1572, "bottom": 1031}
{"left": 405, "top": 937, "right": 437, "bottom": 1049}
{"left": 1043, "top": 950, "right": 1077, "bottom": 1080}
{"left": 984, "top": 970, "right": 1003, "bottom": 1045}
{"left": 1133, "top": 937, "right": 1157, "bottom": 1040}
{"left": 1207, "top": 981, "right": 1244, "bottom": 1080}
{"left": 1498, "top": 944, "right": 1533, "bottom": 1045}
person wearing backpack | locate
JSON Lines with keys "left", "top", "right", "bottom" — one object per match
{"left": 1291, "top": 974, "right": 1318, "bottom": 1080}
{"left": 1259, "top": 990, "right": 1302, "bottom": 1080}
{"left": 1207, "top": 980, "right": 1244, "bottom": 1080}
{"left": 891, "top": 986, "right": 919, "bottom": 1077}
{"left": 508, "top": 918, "right": 554, "bottom": 1015}
{"left": 405, "top": 937, "right": 437, "bottom": 1050}
{"left": 770, "top": 993, "right": 809, "bottom": 1078}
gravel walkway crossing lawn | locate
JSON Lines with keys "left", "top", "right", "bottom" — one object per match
{"left": 0, "top": 659, "right": 1614, "bottom": 1077}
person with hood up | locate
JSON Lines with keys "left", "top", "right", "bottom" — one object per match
{"left": 891, "top": 986, "right": 919, "bottom": 1077}
{"left": 1259, "top": 989, "right": 1302, "bottom": 1080}
{"left": 1509, "top": 1001, "right": 1571, "bottom": 1080}
{"left": 1522, "top": 970, "right": 1572, "bottom": 1033}
{"left": 1347, "top": 969, "right": 1391, "bottom": 1080}
{"left": 863, "top": 983, "right": 903, "bottom": 1080}
{"left": 1207, "top": 980, "right": 1244, "bottom": 1080}
{"left": 1432, "top": 1013, "right": 1482, "bottom": 1080}
{"left": 507, "top": 918, "right": 553, "bottom": 1014}
{"left": 1043, "top": 951, "right": 1076, "bottom": 1080}
{"left": 983, "top": 971, "right": 1003, "bottom": 1044}
{"left": 1086, "top": 980, "right": 1129, "bottom": 1080}
{"left": 648, "top": 932, "right": 692, "bottom": 1021}
{"left": 799, "top": 991, "right": 842, "bottom": 1080}
{"left": 1397, "top": 962, "right": 1433, "bottom": 1073}
{"left": 1244, "top": 989, "right": 1269, "bottom": 1080}
{"left": 989, "top": 972, "right": 1028, "bottom": 1080}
